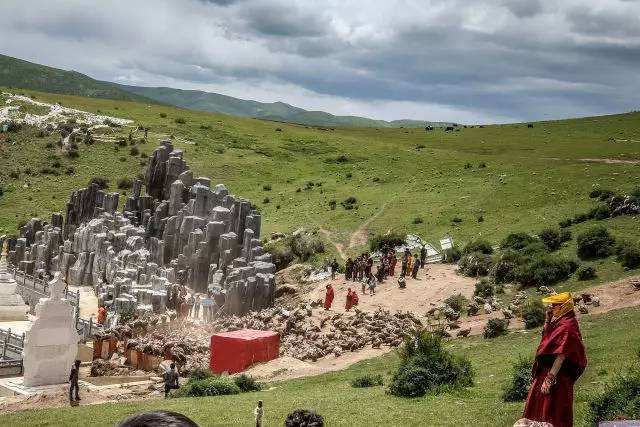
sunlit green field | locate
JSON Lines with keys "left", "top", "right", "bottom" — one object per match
{"left": 4, "top": 307, "right": 639, "bottom": 427}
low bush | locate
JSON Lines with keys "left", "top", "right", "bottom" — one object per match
{"left": 285, "top": 409, "right": 324, "bottom": 427}
{"left": 589, "top": 204, "right": 612, "bottom": 220}
{"left": 577, "top": 265, "right": 597, "bottom": 280}
{"left": 263, "top": 184, "right": 272, "bottom": 191}
{"left": 369, "top": 232, "right": 405, "bottom": 252}
{"left": 500, "top": 233, "right": 537, "bottom": 251}
{"left": 559, "top": 218, "right": 573, "bottom": 228}
{"left": 443, "top": 293, "right": 469, "bottom": 313}
{"left": 117, "top": 177, "right": 133, "bottom": 190}
{"left": 577, "top": 226, "right": 616, "bottom": 260}
{"left": 328, "top": 200, "right": 336, "bottom": 210}
{"left": 463, "top": 239, "right": 493, "bottom": 255}
{"left": 233, "top": 374, "right": 261, "bottom": 392}
{"left": 491, "top": 250, "right": 526, "bottom": 284}
{"left": 159, "top": 112, "right": 167, "bottom": 118}
{"left": 458, "top": 252, "right": 493, "bottom": 277}
{"left": 616, "top": 241, "right": 640, "bottom": 270}
{"left": 175, "top": 117, "right": 186, "bottom": 124}
{"left": 173, "top": 376, "right": 240, "bottom": 397}
{"left": 483, "top": 318, "right": 509, "bottom": 338}
{"left": 538, "top": 228, "right": 565, "bottom": 251}
{"left": 129, "top": 146, "right": 139, "bottom": 156}
{"left": 442, "top": 247, "right": 462, "bottom": 263}
{"left": 516, "top": 255, "right": 578, "bottom": 287}
{"left": 351, "top": 373, "right": 384, "bottom": 388}
{"left": 588, "top": 363, "right": 640, "bottom": 424}
{"left": 289, "top": 233, "right": 325, "bottom": 261}
{"left": 88, "top": 176, "right": 109, "bottom": 190}
{"left": 502, "top": 357, "right": 534, "bottom": 402}
{"left": 263, "top": 197, "right": 270, "bottom": 204}
{"left": 341, "top": 196, "right": 357, "bottom": 210}
{"left": 388, "top": 331, "right": 474, "bottom": 397}
{"left": 264, "top": 240, "right": 295, "bottom": 270}
{"left": 473, "top": 279, "right": 494, "bottom": 298}
{"left": 412, "top": 216, "right": 423, "bottom": 224}
{"left": 188, "top": 367, "right": 214, "bottom": 381}
{"left": 522, "top": 300, "right": 545, "bottom": 329}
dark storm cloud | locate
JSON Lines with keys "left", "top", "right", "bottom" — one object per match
{"left": 0, "top": 0, "right": 639, "bottom": 123}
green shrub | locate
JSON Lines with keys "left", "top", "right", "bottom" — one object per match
{"left": 516, "top": 255, "right": 578, "bottom": 287}
{"left": 590, "top": 204, "right": 611, "bottom": 220}
{"left": 577, "top": 265, "right": 597, "bottom": 280}
{"left": 412, "top": 216, "right": 423, "bottom": 224}
{"left": 351, "top": 373, "right": 384, "bottom": 388}
{"left": 522, "top": 300, "right": 545, "bottom": 329}
{"left": 491, "top": 250, "right": 526, "bottom": 284}
{"left": 129, "top": 146, "right": 139, "bottom": 156}
{"left": 458, "top": 252, "right": 493, "bottom": 277}
{"left": 483, "top": 318, "right": 509, "bottom": 338}
{"left": 341, "top": 196, "right": 357, "bottom": 210}
{"left": 443, "top": 293, "right": 469, "bottom": 313}
{"left": 442, "top": 247, "right": 462, "bottom": 263}
{"left": 500, "top": 233, "right": 537, "bottom": 251}
{"left": 538, "top": 228, "right": 564, "bottom": 251}
{"left": 188, "top": 367, "right": 214, "bottom": 382}
{"left": 473, "top": 279, "right": 494, "bottom": 298}
{"left": 574, "top": 212, "right": 590, "bottom": 223}
{"left": 388, "top": 331, "right": 474, "bottom": 397}
{"left": 285, "top": 410, "right": 324, "bottom": 427}
{"left": 88, "top": 176, "right": 109, "bottom": 190}
{"left": 263, "top": 184, "right": 272, "bottom": 191}
{"left": 173, "top": 376, "right": 241, "bottom": 397}
{"left": 175, "top": 117, "right": 186, "bottom": 124}
{"left": 463, "top": 239, "right": 493, "bottom": 255}
{"left": 616, "top": 241, "right": 640, "bottom": 270}
{"left": 502, "top": 357, "right": 534, "bottom": 402}
{"left": 329, "top": 200, "right": 337, "bottom": 210}
{"left": 559, "top": 218, "right": 573, "bottom": 228}
{"left": 577, "top": 226, "right": 616, "bottom": 260}
{"left": 519, "top": 241, "right": 549, "bottom": 257}
{"left": 233, "top": 374, "right": 262, "bottom": 392}
{"left": 263, "top": 197, "right": 270, "bottom": 204}
{"left": 264, "top": 240, "right": 295, "bottom": 270}
{"left": 369, "top": 232, "right": 405, "bottom": 252}
{"left": 588, "top": 364, "right": 640, "bottom": 424}
{"left": 117, "top": 177, "right": 133, "bottom": 190}
{"left": 289, "top": 233, "right": 325, "bottom": 261}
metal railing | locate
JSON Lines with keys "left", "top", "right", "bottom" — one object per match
{"left": 11, "top": 269, "right": 80, "bottom": 308}
{"left": 0, "top": 327, "right": 25, "bottom": 370}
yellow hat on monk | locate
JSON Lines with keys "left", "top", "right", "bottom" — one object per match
{"left": 541, "top": 292, "right": 572, "bottom": 305}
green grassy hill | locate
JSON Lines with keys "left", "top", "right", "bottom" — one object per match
{"left": 0, "top": 55, "right": 151, "bottom": 103}
{"left": 117, "top": 85, "right": 448, "bottom": 128}
{"left": 1, "top": 87, "right": 639, "bottom": 290}
{"left": 5, "top": 306, "right": 639, "bottom": 426}
{"left": 0, "top": 54, "right": 441, "bottom": 128}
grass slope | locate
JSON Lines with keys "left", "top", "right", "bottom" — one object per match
{"left": 0, "top": 55, "right": 150, "bottom": 103}
{"left": 5, "top": 307, "right": 639, "bottom": 426}
{"left": 0, "top": 88, "right": 639, "bottom": 289}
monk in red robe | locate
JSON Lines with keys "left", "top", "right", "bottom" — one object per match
{"left": 345, "top": 288, "right": 354, "bottom": 311}
{"left": 97, "top": 306, "right": 107, "bottom": 325}
{"left": 324, "top": 284, "right": 334, "bottom": 310}
{"left": 523, "top": 292, "right": 587, "bottom": 427}
{"left": 351, "top": 289, "right": 359, "bottom": 307}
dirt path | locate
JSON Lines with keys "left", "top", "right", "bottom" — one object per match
{"left": 347, "top": 196, "right": 399, "bottom": 249}
{"left": 319, "top": 228, "right": 346, "bottom": 260}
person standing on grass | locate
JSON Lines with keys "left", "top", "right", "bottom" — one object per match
{"left": 164, "top": 363, "right": 180, "bottom": 398}
{"left": 254, "top": 400, "right": 264, "bottom": 427}
{"left": 69, "top": 359, "right": 81, "bottom": 403}
{"left": 523, "top": 292, "right": 587, "bottom": 427}
{"left": 324, "top": 283, "right": 334, "bottom": 310}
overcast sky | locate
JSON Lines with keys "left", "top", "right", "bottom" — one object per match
{"left": 1, "top": 0, "right": 639, "bottom": 123}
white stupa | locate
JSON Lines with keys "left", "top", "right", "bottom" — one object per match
{"left": 0, "top": 241, "right": 29, "bottom": 321}
{"left": 22, "top": 272, "right": 79, "bottom": 387}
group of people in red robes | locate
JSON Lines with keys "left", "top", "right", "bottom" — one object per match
{"left": 323, "top": 284, "right": 358, "bottom": 311}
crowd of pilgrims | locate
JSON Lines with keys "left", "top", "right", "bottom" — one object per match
{"left": 324, "top": 246, "right": 429, "bottom": 311}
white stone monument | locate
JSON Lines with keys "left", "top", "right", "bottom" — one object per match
{"left": 0, "top": 241, "right": 29, "bottom": 321}
{"left": 22, "top": 272, "right": 79, "bottom": 387}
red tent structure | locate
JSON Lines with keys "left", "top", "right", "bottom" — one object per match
{"left": 210, "top": 329, "right": 280, "bottom": 374}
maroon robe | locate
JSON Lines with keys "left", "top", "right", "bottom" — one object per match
{"left": 324, "top": 286, "right": 334, "bottom": 309}
{"left": 523, "top": 313, "right": 587, "bottom": 427}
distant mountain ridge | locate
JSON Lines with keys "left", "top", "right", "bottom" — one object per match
{"left": 0, "top": 54, "right": 450, "bottom": 128}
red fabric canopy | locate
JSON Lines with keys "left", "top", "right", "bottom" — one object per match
{"left": 210, "top": 329, "right": 280, "bottom": 374}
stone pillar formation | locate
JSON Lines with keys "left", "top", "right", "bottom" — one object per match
{"left": 8, "top": 140, "right": 277, "bottom": 317}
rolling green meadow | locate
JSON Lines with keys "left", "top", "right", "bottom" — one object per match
{"left": 1, "top": 86, "right": 640, "bottom": 426}
{"left": 4, "top": 307, "right": 640, "bottom": 426}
